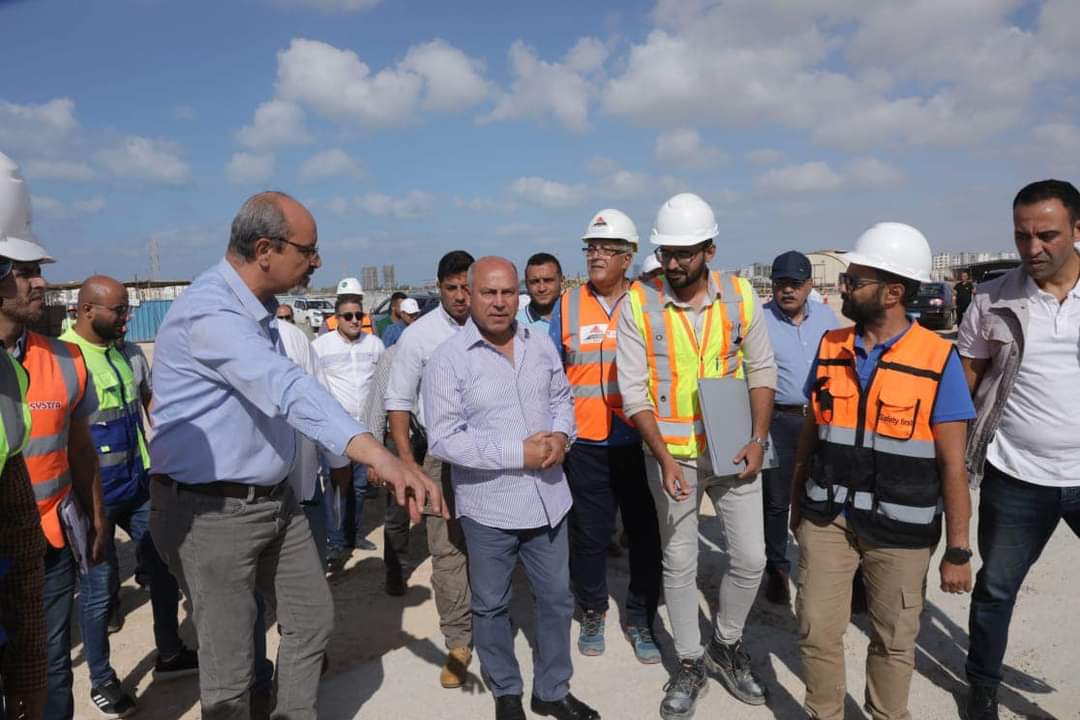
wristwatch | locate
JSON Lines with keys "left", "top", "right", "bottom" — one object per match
{"left": 750, "top": 436, "right": 770, "bottom": 453}
{"left": 943, "top": 546, "right": 973, "bottom": 565}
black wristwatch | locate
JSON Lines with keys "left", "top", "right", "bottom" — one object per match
{"left": 943, "top": 546, "right": 973, "bottom": 565}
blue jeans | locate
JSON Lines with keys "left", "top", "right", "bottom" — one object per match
{"left": 762, "top": 410, "right": 804, "bottom": 573}
{"left": 460, "top": 516, "right": 573, "bottom": 701}
{"left": 80, "top": 493, "right": 182, "bottom": 687}
{"left": 43, "top": 545, "right": 76, "bottom": 720}
{"left": 324, "top": 463, "right": 367, "bottom": 550}
{"left": 966, "top": 463, "right": 1080, "bottom": 688}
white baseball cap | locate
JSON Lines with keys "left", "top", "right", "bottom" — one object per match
{"left": 400, "top": 298, "right": 421, "bottom": 314}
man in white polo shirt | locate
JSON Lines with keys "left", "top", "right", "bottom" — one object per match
{"left": 958, "top": 179, "right": 1080, "bottom": 720}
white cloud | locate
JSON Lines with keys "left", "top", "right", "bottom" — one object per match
{"left": 30, "top": 194, "right": 105, "bottom": 220}
{"left": 275, "top": 38, "right": 488, "bottom": 128}
{"left": 746, "top": 148, "right": 784, "bottom": 166}
{"left": 755, "top": 162, "right": 845, "bottom": 193}
{"left": 96, "top": 136, "right": 191, "bottom": 184}
{"left": 1032, "top": 122, "right": 1080, "bottom": 152}
{"left": 509, "top": 176, "right": 587, "bottom": 208}
{"left": 355, "top": 190, "right": 432, "bottom": 219}
{"left": 654, "top": 128, "right": 725, "bottom": 168}
{"left": 226, "top": 152, "right": 275, "bottom": 184}
{"left": 481, "top": 40, "right": 599, "bottom": 132}
{"left": 236, "top": 99, "right": 311, "bottom": 149}
{"left": 454, "top": 196, "right": 518, "bottom": 213}
{"left": 0, "top": 98, "right": 78, "bottom": 156}
{"left": 22, "top": 159, "right": 96, "bottom": 181}
{"left": 847, "top": 156, "right": 905, "bottom": 189}
{"left": 494, "top": 223, "right": 545, "bottom": 237}
{"left": 299, "top": 148, "right": 362, "bottom": 182}
{"left": 72, "top": 195, "right": 106, "bottom": 213}
{"left": 565, "top": 37, "right": 610, "bottom": 74}
{"left": 273, "top": 0, "right": 381, "bottom": 12}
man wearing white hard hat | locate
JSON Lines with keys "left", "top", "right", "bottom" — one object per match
{"left": 549, "top": 209, "right": 662, "bottom": 665}
{"left": 320, "top": 277, "right": 373, "bottom": 336}
{"left": 790, "top": 222, "right": 975, "bottom": 720}
{"left": 617, "top": 193, "right": 777, "bottom": 716}
{"left": 381, "top": 296, "right": 421, "bottom": 348}
{"left": 637, "top": 254, "right": 663, "bottom": 283}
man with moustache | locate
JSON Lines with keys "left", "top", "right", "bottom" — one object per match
{"left": 149, "top": 192, "right": 442, "bottom": 719}
{"left": 61, "top": 277, "right": 198, "bottom": 716}
{"left": 617, "top": 193, "right": 777, "bottom": 717}
{"left": 548, "top": 209, "right": 662, "bottom": 663}
{"left": 959, "top": 180, "right": 1080, "bottom": 720}
{"left": 760, "top": 251, "right": 838, "bottom": 605}
{"left": 790, "top": 223, "right": 975, "bottom": 720}
{"left": 384, "top": 250, "right": 475, "bottom": 688}
{"left": 518, "top": 253, "right": 564, "bottom": 330}
{"left": 424, "top": 256, "right": 599, "bottom": 720}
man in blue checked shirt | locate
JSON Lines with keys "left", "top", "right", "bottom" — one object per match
{"left": 149, "top": 192, "right": 443, "bottom": 720}
{"left": 424, "top": 257, "right": 600, "bottom": 720}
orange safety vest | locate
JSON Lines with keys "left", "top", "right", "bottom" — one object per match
{"left": 803, "top": 322, "right": 953, "bottom": 548}
{"left": 560, "top": 283, "right": 632, "bottom": 441}
{"left": 23, "top": 331, "right": 88, "bottom": 548}
{"left": 325, "top": 313, "right": 373, "bottom": 334}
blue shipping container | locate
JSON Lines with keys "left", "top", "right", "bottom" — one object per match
{"left": 126, "top": 299, "right": 174, "bottom": 343}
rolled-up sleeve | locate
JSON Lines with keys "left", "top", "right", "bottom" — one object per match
{"left": 189, "top": 308, "right": 364, "bottom": 455}
{"left": 616, "top": 300, "right": 654, "bottom": 418}
{"left": 545, "top": 339, "right": 576, "bottom": 440}
{"left": 385, "top": 330, "right": 422, "bottom": 413}
{"left": 741, "top": 295, "right": 778, "bottom": 391}
{"left": 423, "top": 344, "right": 525, "bottom": 471}
{"left": 956, "top": 293, "right": 989, "bottom": 359}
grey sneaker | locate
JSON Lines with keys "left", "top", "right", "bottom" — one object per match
{"left": 659, "top": 658, "right": 708, "bottom": 720}
{"left": 578, "top": 610, "right": 605, "bottom": 656}
{"left": 703, "top": 638, "right": 766, "bottom": 705}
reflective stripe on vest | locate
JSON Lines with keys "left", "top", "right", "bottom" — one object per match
{"left": 804, "top": 323, "right": 954, "bottom": 548}
{"left": 23, "top": 332, "right": 88, "bottom": 548}
{"left": 0, "top": 354, "right": 31, "bottom": 468}
{"left": 628, "top": 271, "right": 756, "bottom": 458}
{"left": 561, "top": 284, "right": 628, "bottom": 441}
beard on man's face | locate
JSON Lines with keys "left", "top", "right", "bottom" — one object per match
{"left": 91, "top": 314, "right": 125, "bottom": 341}
{"left": 841, "top": 291, "right": 886, "bottom": 325}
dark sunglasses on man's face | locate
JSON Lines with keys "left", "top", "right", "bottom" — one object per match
{"left": 338, "top": 312, "right": 363, "bottom": 322}
{"left": 276, "top": 313, "right": 294, "bottom": 323}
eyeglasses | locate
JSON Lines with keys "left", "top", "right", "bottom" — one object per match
{"left": 282, "top": 238, "right": 320, "bottom": 258}
{"left": 0, "top": 260, "right": 12, "bottom": 281}
{"left": 582, "top": 245, "right": 629, "bottom": 257}
{"left": 655, "top": 244, "right": 709, "bottom": 265}
{"left": 276, "top": 313, "right": 295, "bottom": 323}
{"left": 90, "top": 302, "right": 131, "bottom": 316}
{"left": 838, "top": 272, "right": 885, "bottom": 290}
{"left": 338, "top": 312, "right": 364, "bottom": 322}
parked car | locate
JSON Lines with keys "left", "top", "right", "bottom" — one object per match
{"left": 278, "top": 296, "right": 335, "bottom": 328}
{"left": 370, "top": 293, "right": 440, "bottom": 332}
{"left": 907, "top": 282, "right": 955, "bottom": 330}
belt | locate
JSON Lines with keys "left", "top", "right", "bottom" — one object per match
{"left": 775, "top": 403, "right": 808, "bottom": 416}
{"left": 153, "top": 475, "right": 284, "bottom": 501}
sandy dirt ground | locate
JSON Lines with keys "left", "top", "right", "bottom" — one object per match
{"left": 69, "top": 482, "right": 1078, "bottom": 720}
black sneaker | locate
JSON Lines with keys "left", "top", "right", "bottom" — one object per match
{"left": 703, "top": 638, "right": 766, "bottom": 705}
{"left": 90, "top": 678, "right": 136, "bottom": 717}
{"left": 965, "top": 685, "right": 999, "bottom": 720}
{"left": 107, "top": 604, "right": 124, "bottom": 635}
{"left": 660, "top": 658, "right": 708, "bottom": 720}
{"left": 153, "top": 646, "right": 199, "bottom": 681}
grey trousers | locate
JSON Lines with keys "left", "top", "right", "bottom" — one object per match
{"left": 645, "top": 457, "right": 766, "bottom": 659}
{"left": 150, "top": 479, "right": 333, "bottom": 720}
{"left": 421, "top": 454, "right": 473, "bottom": 650}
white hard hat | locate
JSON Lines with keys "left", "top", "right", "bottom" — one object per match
{"left": 650, "top": 192, "right": 718, "bottom": 247}
{"left": 844, "top": 222, "right": 932, "bottom": 284}
{"left": 641, "top": 254, "right": 663, "bottom": 274}
{"left": 0, "top": 152, "right": 55, "bottom": 263}
{"left": 336, "top": 277, "right": 363, "bottom": 296}
{"left": 400, "top": 297, "right": 420, "bottom": 314}
{"left": 583, "top": 208, "right": 638, "bottom": 249}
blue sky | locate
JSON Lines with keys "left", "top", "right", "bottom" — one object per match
{"left": 2, "top": 0, "right": 1078, "bottom": 286}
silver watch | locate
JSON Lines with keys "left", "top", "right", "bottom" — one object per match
{"left": 750, "top": 436, "right": 770, "bottom": 452}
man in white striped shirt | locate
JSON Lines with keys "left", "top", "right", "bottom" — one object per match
{"left": 424, "top": 257, "right": 599, "bottom": 720}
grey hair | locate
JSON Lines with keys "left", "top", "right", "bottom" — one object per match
{"left": 228, "top": 191, "right": 293, "bottom": 261}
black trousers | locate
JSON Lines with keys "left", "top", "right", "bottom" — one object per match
{"left": 564, "top": 442, "right": 662, "bottom": 628}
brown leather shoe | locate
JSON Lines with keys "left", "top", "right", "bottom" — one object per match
{"left": 440, "top": 646, "right": 472, "bottom": 688}
{"left": 764, "top": 568, "right": 791, "bottom": 605}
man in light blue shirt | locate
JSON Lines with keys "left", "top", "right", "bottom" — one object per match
{"left": 760, "top": 251, "right": 839, "bottom": 605}
{"left": 424, "top": 257, "right": 600, "bottom": 720}
{"left": 516, "top": 252, "right": 563, "bottom": 331}
{"left": 149, "top": 191, "right": 442, "bottom": 720}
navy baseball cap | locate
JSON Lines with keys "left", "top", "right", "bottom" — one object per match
{"left": 771, "top": 251, "right": 812, "bottom": 282}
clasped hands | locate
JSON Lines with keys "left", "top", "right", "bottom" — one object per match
{"left": 523, "top": 431, "right": 568, "bottom": 470}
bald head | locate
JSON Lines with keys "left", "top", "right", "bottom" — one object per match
{"left": 76, "top": 274, "right": 129, "bottom": 344}
{"left": 469, "top": 256, "right": 519, "bottom": 339}
{"left": 229, "top": 191, "right": 315, "bottom": 261}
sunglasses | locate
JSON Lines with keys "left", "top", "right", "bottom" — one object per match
{"left": 338, "top": 312, "right": 364, "bottom": 322}
{"left": 276, "top": 314, "right": 295, "bottom": 323}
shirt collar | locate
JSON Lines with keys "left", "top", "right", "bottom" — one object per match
{"left": 765, "top": 298, "right": 812, "bottom": 326}
{"left": 1023, "top": 273, "right": 1080, "bottom": 302}
{"left": 9, "top": 329, "right": 27, "bottom": 361}
{"left": 217, "top": 258, "right": 275, "bottom": 322}
{"left": 660, "top": 270, "right": 721, "bottom": 309}
{"left": 462, "top": 317, "right": 529, "bottom": 349}
{"left": 852, "top": 320, "right": 912, "bottom": 355}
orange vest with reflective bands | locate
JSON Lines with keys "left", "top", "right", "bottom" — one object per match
{"left": 23, "top": 331, "right": 88, "bottom": 548}
{"left": 803, "top": 322, "right": 954, "bottom": 548}
{"left": 325, "top": 314, "right": 373, "bottom": 334}
{"left": 560, "top": 283, "right": 632, "bottom": 441}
